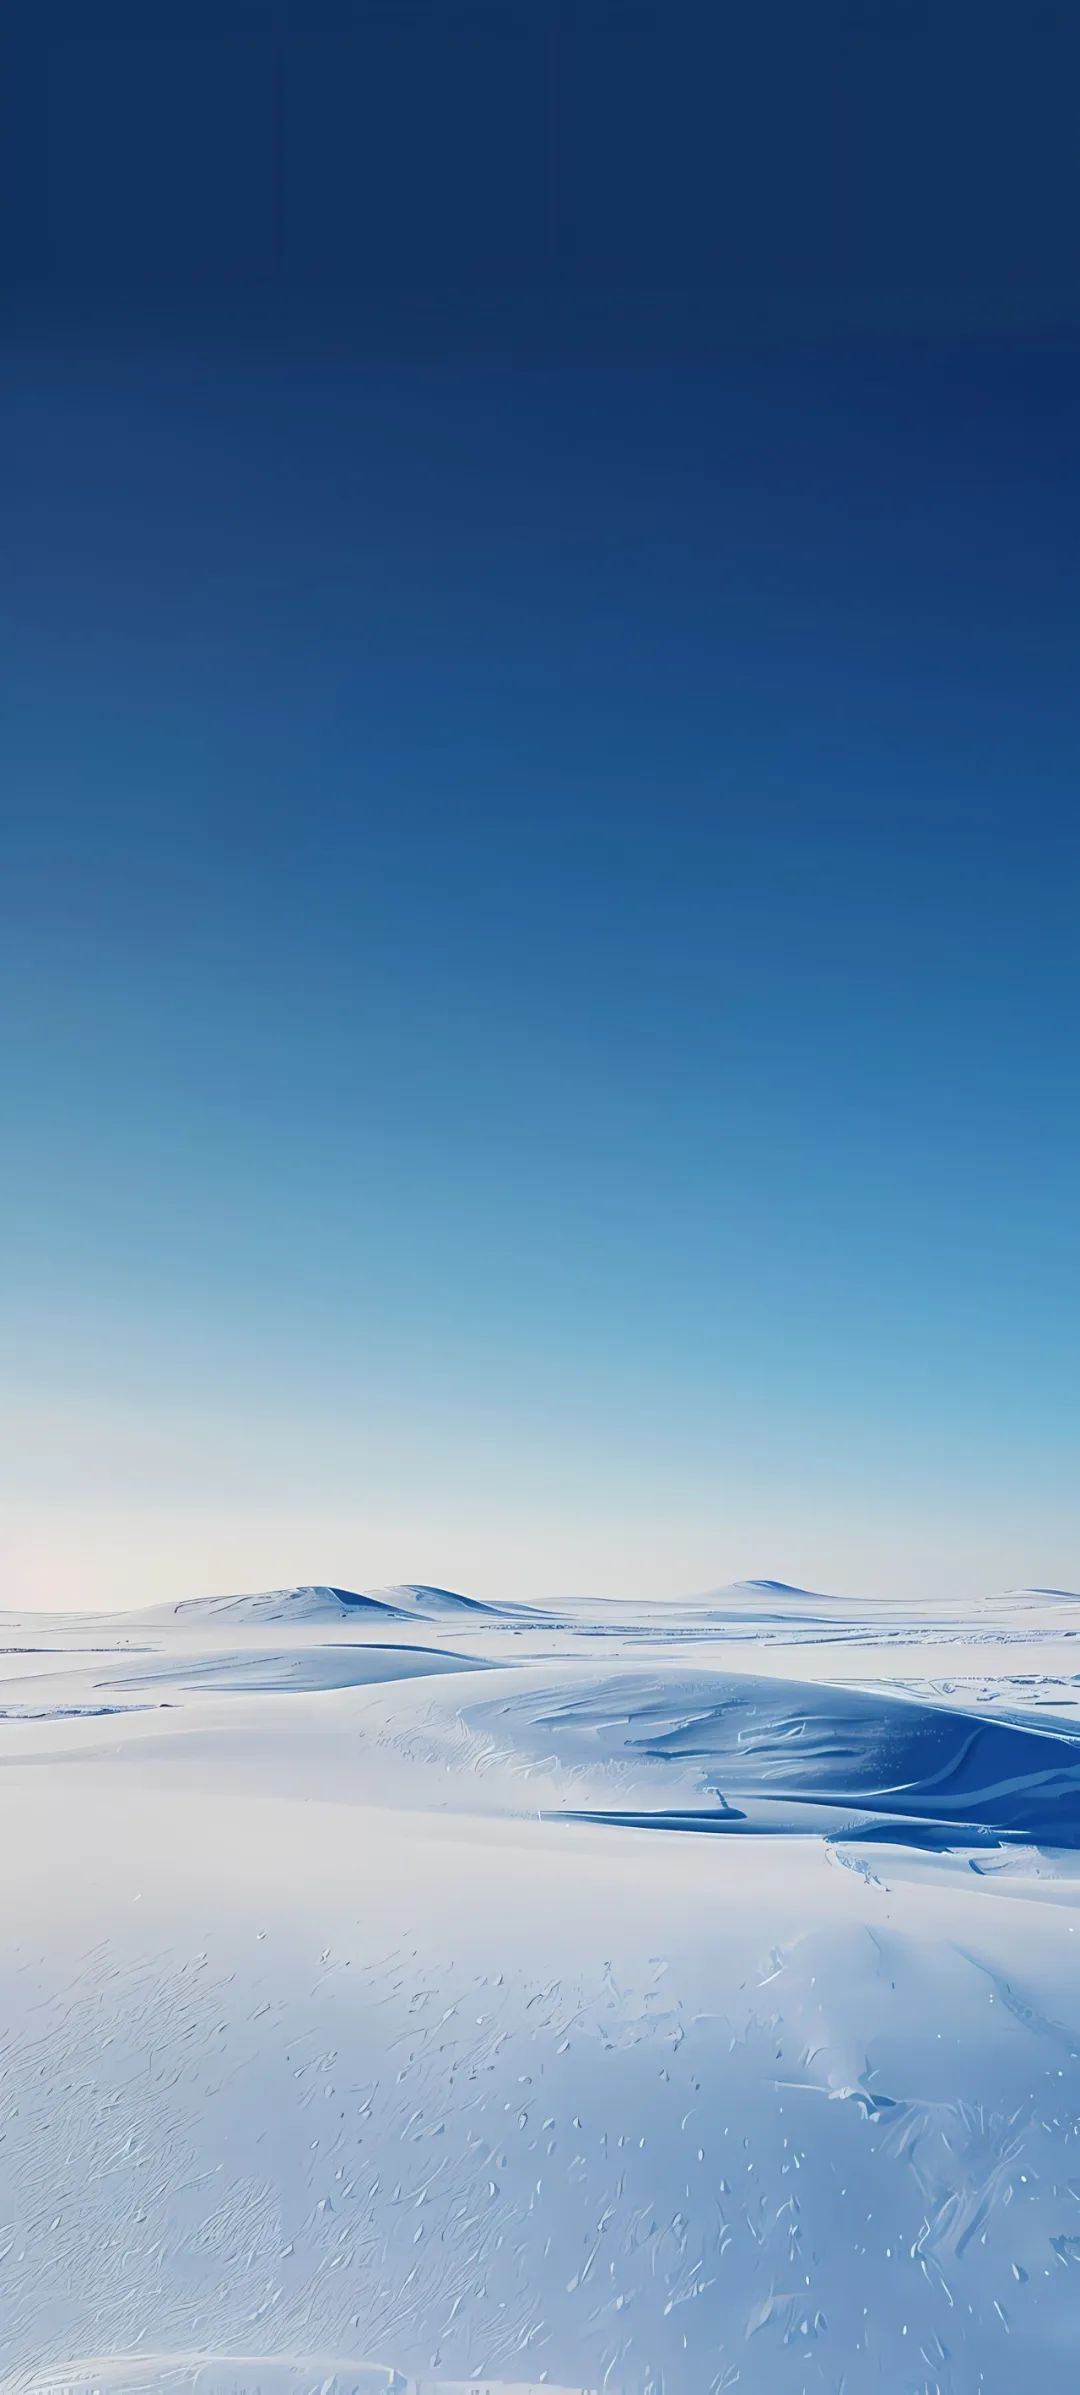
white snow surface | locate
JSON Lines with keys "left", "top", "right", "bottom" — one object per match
{"left": 4, "top": 1577, "right": 1080, "bottom": 2393}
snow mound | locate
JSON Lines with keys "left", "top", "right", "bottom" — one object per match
{"left": 362, "top": 1582, "right": 520, "bottom": 1619}
{"left": 129, "top": 1582, "right": 530, "bottom": 1630}
{"left": 140, "top": 1584, "right": 410, "bottom": 1626}
{"left": 690, "top": 1577, "right": 870, "bottom": 1620}
{"left": 993, "top": 1585, "right": 1080, "bottom": 1604}
{"left": 458, "top": 1664, "right": 1080, "bottom": 1845}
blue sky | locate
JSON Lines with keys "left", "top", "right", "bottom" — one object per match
{"left": 3, "top": 323, "right": 1078, "bottom": 1606}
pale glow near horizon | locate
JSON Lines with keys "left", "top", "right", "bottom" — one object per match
{"left": 5, "top": 1351, "right": 1078, "bottom": 1616}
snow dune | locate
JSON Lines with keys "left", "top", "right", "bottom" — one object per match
{"left": 461, "top": 1664, "right": 1080, "bottom": 1844}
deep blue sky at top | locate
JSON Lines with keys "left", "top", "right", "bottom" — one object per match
{"left": 2, "top": 3, "right": 1079, "bottom": 1603}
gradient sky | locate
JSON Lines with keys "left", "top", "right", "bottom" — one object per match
{"left": 3, "top": 309, "right": 1079, "bottom": 1607}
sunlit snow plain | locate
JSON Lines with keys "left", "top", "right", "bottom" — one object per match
{"left": 5, "top": 1576, "right": 1080, "bottom": 2394}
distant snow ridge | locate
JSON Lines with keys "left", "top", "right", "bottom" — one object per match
{"left": 995, "top": 1586, "right": 1080, "bottom": 1603}
{"left": 149, "top": 1582, "right": 524, "bottom": 1627}
{"left": 364, "top": 1582, "right": 500, "bottom": 1616}
{"left": 696, "top": 1578, "right": 837, "bottom": 1617}
{"left": 156, "top": 1584, "right": 409, "bottom": 1625}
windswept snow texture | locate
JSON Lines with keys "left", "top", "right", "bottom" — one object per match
{"left": 5, "top": 1583, "right": 1080, "bottom": 2393}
